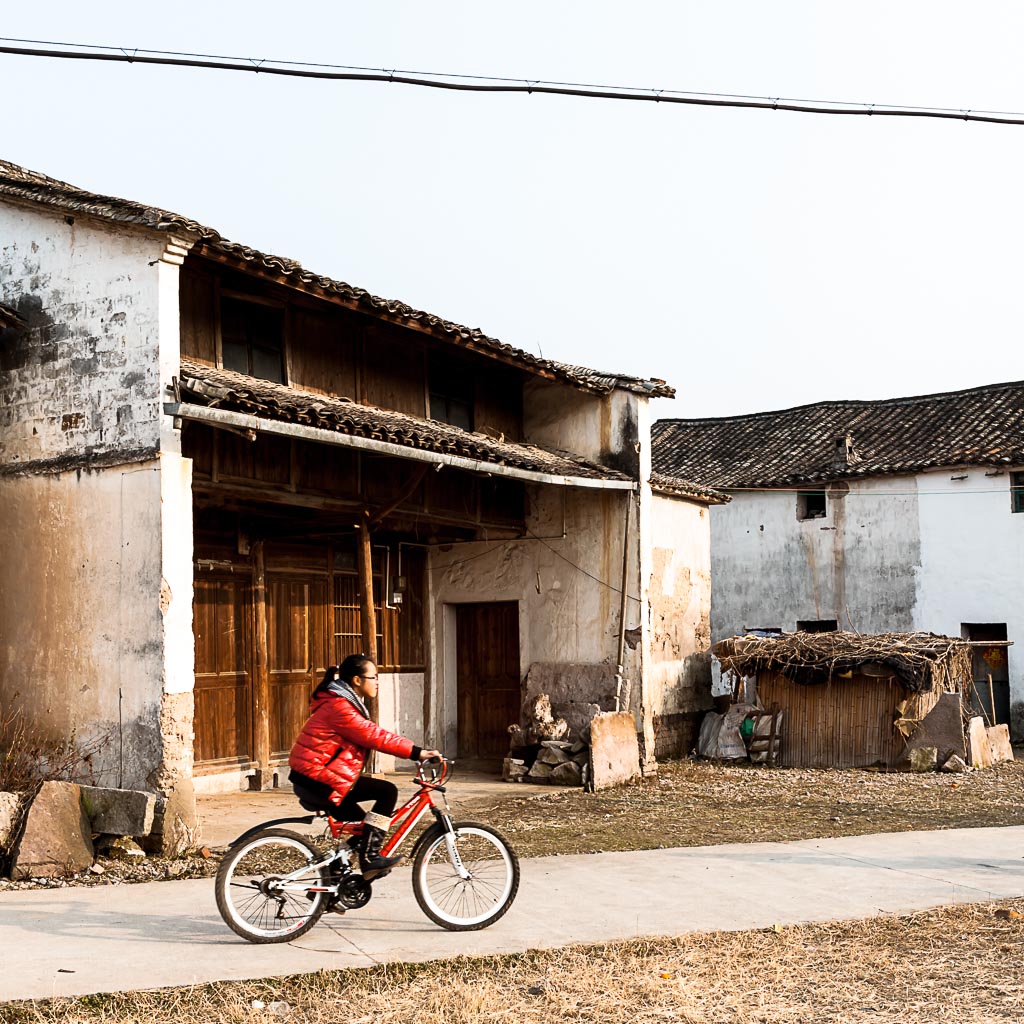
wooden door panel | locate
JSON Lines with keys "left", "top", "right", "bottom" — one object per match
{"left": 268, "top": 577, "right": 329, "bottom": 755}
{"left": 193, "top": 576, "right": 252, "bottom": 764}
{"left": 456, "top": 602, "right": 520, "bottom": 758}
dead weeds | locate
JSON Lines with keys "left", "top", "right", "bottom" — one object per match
{"left": 6, "top": 899, "right": 1024, "bottom": 1023}
{"left": 475, "top": 756, "right": 1024, "bottom": 857}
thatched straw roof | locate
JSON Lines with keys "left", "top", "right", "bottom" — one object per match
{"left": 712, "top": 631, "right": 973, "bottom": 693}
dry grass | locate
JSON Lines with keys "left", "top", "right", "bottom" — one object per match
{"left": 5, "top": 899, "right": 1024, "bottom": 1023}
{"left": 474, "top": 756, "right": 1024, "bottom": 857}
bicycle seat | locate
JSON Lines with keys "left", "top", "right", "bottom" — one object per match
{"left": 292, "top": 779, "right": 337, "bottom": 814}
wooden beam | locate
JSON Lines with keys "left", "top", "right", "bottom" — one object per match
{"left": 356, "top": 511, "right": 379, "bottom": 772}
{"left": 251, "top": 540, "right": 273, "bottom": 790}
{"left": 369, "top": 465, "right": 429, "bottom": 528}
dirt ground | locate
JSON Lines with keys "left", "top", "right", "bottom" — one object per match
{"left": 3, "top": 755, "right": 1023, "bottom": 889}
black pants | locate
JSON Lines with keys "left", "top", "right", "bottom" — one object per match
{"left": 290, "top": 770, "right": 398, "bottom": 820}
{"left": 334, "top": 775, "right": 399, "bottom": 821}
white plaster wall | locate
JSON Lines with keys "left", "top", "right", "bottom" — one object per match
{"left": 427, "top": 484, "right": 640, "bottom": 754}
{"left": 709, "top": 476, "right": 921, "bottom": 640}
{"left": 648, "top": 494, "right": 713, "bottom": 715}
{"left": 913, "top": 467, "right": 1024, "bottom": 729}
{"left": 373, "top": 671, "right": 426, "bottom": 774}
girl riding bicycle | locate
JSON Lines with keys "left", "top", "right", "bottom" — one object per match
{"left": 288, "top": 653, "right": 442, "bottom": 879}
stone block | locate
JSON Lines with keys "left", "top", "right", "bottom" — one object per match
{"left": 0, "top": 791, "right": 25, "bottom": 850}
{"left": 986, "top": 724, "right": 1014, "bottom": 764}
{"left": 527, "top": 761, "right": 554, "bottom": 780}
{"left": 940, "top": 754, "right": 969, "bottom": 773}
{"left": 905, "top": 692, "right": 966, "bottom": 765}
{"left": 537, "top": 745, "right": 571, "bottom": 766}
{"left": 906, "top": 746, "right": 938, "bottom": 772}
{"left": 550, "top": 760, "right": 582, "bottom": 786}
{"left": 10, "top": 781, "right": 94, "bottom": 879}
{"left": 144, "top": 776, "right": 198, "bottom": 855}
{"left": 79, "top": 786, "right": 156, "bottom": 837}
{"left": 502, "top": 758, "right": 528, "bottom": 783}
{"left": 589, "top": 712, "right": 641, "bottom": 791}
{"left": 966, "top": 717, "right": 992, "bottom": 769}
{"left": 553, "top": 702, "right": 602, "bottom": 742}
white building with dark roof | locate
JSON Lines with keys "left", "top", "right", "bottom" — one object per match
{"left": 653, "top": 382, "right": 1024, "bottom": 736}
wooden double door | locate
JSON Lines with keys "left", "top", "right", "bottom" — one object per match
{"left": 193, "top": 573, "right": 329, "bottom": 766}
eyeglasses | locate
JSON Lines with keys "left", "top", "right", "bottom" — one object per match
{"left": 360, "top": 673, "right": 378, "bottom": 681}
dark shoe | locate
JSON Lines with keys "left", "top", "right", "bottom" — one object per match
{"left": 359, "top": 825, "right": 405, "bottom": 880}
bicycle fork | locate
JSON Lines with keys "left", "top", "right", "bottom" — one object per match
{"left": 435, "top": 811, "right": 472, "bottom": 881}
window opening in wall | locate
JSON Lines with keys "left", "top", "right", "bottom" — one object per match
{"left": 796, "top": 491, "right": 827, "bottom": 521}
{"left": 744, "top": 626, "right": 782, "bottom": 635}
{"left": 797, "top": 619, "right": 838, "bottom": 632}
{"left": 1011, "top": 472, "right": 1024, "bottom": 513}
{"left": 221, "top": 297, "right": 285, "bottom": 383}
{"left": 428, "top": 354, "right": 474, "bottom": 431}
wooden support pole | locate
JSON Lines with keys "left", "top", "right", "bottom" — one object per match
{"left": 356, "top": 512, "right": 379, "bottom": 772}
{"left": 252, "top": 540, "right": 272, "bottom": 790}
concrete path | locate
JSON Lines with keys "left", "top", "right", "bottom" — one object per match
{"left": 2, "top": 826, "right": 1022, "bottom": 1003}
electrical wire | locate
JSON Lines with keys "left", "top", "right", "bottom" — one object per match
{"left": 3, "top": 37, "right": 1024, "bottom": 126}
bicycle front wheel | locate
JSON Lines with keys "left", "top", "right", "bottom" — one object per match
{"left": 412, "top": 820, "right": 519, "bottom": 931}
{"left": 215, "top": 828, "right": 330, "bottom": 943}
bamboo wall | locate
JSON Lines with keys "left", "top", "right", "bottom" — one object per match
{"left": 756, "top": 670, "right": 941, "bottom": 768}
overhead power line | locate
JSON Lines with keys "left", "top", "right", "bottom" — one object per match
{"left": 3, "top": 36, "right": 1024, "bottom": 127}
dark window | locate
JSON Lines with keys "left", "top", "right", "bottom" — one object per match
{"left": 428, "top": 354, "right": 474, "bottom": 431}
{"left": 797, "top": 491, "right": 827, "bottom": 520}
{"left": 221, "top": 298, "right": 285, "bottom": 383}
{"left": 797, "top": 619, "right": 838, "bottom": 633}
{"left": 1012, "top": 472, "right": 1024, "bottom": 513}
{"left": 745, "top": 626, "right": 782, "bottom": 635}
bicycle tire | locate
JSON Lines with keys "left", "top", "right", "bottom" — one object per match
{"left": 411, "top": 820, "right": 519, "bottom": 931}
{"left": 215, "top": 828, "right": 330, "bottom": 943}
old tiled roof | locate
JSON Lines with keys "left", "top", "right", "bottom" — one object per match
{"left": 177, "top": 358, "right": 633, "bottom": 484}
{"left": 649, "top": 472, "right": 730, "bottom": 505}
{"left": 0, "top": 158, "right": 673, "bottom": 399}
{"left": 653, "top": 380, "right": 1024, "bottom": 488}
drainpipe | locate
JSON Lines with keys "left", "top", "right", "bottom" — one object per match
{"left": 614, "top": 492, "right": 632, "bottom": 712}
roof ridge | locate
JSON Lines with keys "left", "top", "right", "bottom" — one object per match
{"left": 654, "top": 378, "right": 1024, "bottom": 427}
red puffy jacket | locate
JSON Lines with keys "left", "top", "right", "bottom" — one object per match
{"left": 289, "top": 690, "right": 415, "bottom": 804}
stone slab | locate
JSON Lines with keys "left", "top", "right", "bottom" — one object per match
{"left": 10, "top": 781, "right": 94, "bottom": 879}
{"left": 524, "top": 663, "right": 616, "bottom": 717}
{"left": 589, "top": 711, "right": 641, "bottom": 790}
{"left": 79, "top": 786, "right": 156, "bottom": 837}
{"left": 0, "top": 791, "right": 25, "bottom": 850}
{"left": 966, "top": 716, "right": 992, "bottom": 769}
{"left": 986, "top": 724, "right": 1014, "bottom": 764}
{"left": 906, "top": 692, "right": 966, "bottom": 764}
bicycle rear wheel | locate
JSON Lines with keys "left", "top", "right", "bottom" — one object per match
{"left": 215, "top": 828, "right": 330, "bottom": 943}
{"left": 412, "top": 820, "right": 519, "bottom": 931}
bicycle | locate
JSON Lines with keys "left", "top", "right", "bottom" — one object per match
{"left": 214, "top": 758, "right": 520, "bottom": 943}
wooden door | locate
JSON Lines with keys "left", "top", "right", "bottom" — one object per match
{"left": 193, "top": 576, "right": 253, "bottom": 764}
{"left": 267, "top": 576, "right": 329, "bottom": 756}
{"left": 456, "top": 602, "right": 520, "bottom": 758}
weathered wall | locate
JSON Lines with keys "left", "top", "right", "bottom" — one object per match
{"left": 0, "top": 202, "right": 170, "bottom": 464}
{"left": 0, "top": 201, "right": 197, "bottom": 827}
{"left": 427, "top": 483, "right": 641, "bottom": 755}
{"left": 374, "top": 671, "right": 426, "bottom": 774}
{"left": 0, "top": 462, "right": 166, "bottom": 787}
{"left": 709, "top": 467, "right": 1024, "bottom": 737}
{"left": 647, "top": 493, "right": 714, "bottom": 757}
{"left": 709, "top": 475, "right": 921, "bottom": 639}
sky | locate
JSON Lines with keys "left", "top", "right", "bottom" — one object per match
{"left": 3, "top": 2, "right": 1024, "bottom": 419}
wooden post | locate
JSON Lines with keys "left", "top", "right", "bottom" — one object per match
{"left": 252, "top": 540, "right": 272, "bottom": 790}
{"left": 988, "top": 673, "right": 996, "bottom": 725}
{"left": 356, "top": 511, "right": 379, "bottom": 771}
